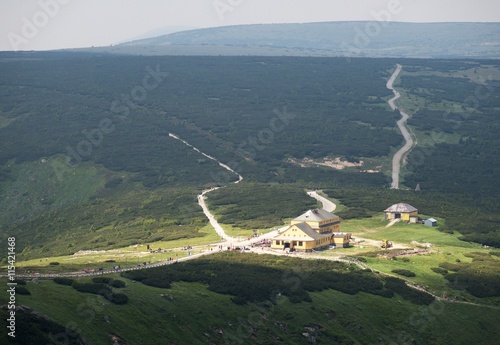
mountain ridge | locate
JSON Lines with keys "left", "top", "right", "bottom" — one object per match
{"left": 113, "top": 21, "right": 500, "bottom": 58}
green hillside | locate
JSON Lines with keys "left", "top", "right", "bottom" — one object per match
{"left": 119, "top": 22, "right": 500, "bottom": 59}
{"left": 2, "top": 253, "right": 500, "bottom": 345}
{"left": 5, "top": 187, "right": 208, "bottom": 260}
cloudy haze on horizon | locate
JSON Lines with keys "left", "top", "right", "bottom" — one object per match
{"left": 1, "top": 0, "right": 499, "bottom": 51}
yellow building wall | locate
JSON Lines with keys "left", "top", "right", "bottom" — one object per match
{"left": 386, "top": 211, "right": 418, "bottom": 221}
{"left": 333, "top": 236, "right": 349, "bottom": 248}
{"left": 401, "top": 211, "right": 418, "bottom": 221}
{"left": 320, "top": 223, "right": 341, "bottom": 233}
{"left": 272, "top": 220, "right": 344, "bottom": 251}
{"left": 291, "top": 219, "right": 341, "bottom": 233}
{"left": 401, "top": 213, "right": 410, "bottom": 221}
{"left": 271, "top": 239, "right": 317, "bottom": 250}
{"left": 302, "top": 241, "right": 316, "bottom": 251}
{"left": 279, "top": 225, "right": 307, "bottom": 238}
{"left": 271, "top": 240, "right": 282, "bottom": 250}
{"left": 272, "top": 236, "right": 348, "bottom": 250}
{"left": 270, "top": 225, "right": 314, "bottom": 250}
{"left": 271, "top": 224, "right": 334, "bottom": 251}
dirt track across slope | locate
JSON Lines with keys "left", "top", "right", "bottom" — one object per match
{"left": 386, "top": 64, "right": 416, "bottom": 189}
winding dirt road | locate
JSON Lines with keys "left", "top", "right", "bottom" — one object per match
{"left": 307, "top": 190, "right": 336, "bottom": 212}
{"left": 170, "top": 133, "right": 283, "bottom": 245}
{"left": 168, "top": 133, "right": 243, "bottom": 184}
{"left": 386, "top": 64, "right": 416, "bottom": 189}
{"left": 170, "top": 134, "right": 339, "bottom": 245}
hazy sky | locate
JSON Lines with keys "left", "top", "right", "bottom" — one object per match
{"left": 1, "top": 0, "right": 499, "bottom": 51}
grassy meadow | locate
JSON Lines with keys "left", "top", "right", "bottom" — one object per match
{"left": 317, "top": 214, "right": 500, "bottom": 304}
{"left": 2, "top": 252, "right": 500, "bottom": 345}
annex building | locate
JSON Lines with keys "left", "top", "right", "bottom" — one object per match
{"left": 271, "top": 209, "right": 350, "bottom": 252}
{"left": 384, "top": 203, "right": 418, "bottom": 222}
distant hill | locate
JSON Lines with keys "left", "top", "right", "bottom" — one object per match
{"left": 117, "top": 25, "right": 198, "bottom": 44}
{"left": 104, "top": 21, "right": 500, "bottom": 58}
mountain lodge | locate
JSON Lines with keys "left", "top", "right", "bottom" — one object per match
{"left": 271, "top": 209, "right": 350, "bottom": 252}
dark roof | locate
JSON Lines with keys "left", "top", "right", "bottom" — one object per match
{"left": 384, "top": 203, "right": 418, "bottom": 213}
{"left": 294, "top": 209, "right": 339, "bottom": 222}
{"left": 274, "top": 222, "right": 332, "bottom": 241}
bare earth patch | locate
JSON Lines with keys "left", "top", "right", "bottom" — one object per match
{"left": 287, "top": 157, "right": 380, "bottom": 173}
{"left": 353, "top": 237, "right": 409, "bottom": 250}
{"left": 377, "top": 248, "right": 434, "bottom": 259}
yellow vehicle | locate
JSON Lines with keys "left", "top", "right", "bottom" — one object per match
{"left": 381, "top": 239, "right": 392, "bottom": 249}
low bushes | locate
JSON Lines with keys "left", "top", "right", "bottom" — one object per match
{"left": 16, "top": 286, "right": 31, "bottom": 295}
{"left": 392, "top": 269, "right": 416, "bottom": 277}
{"left": 0, "top": 307, "right": 86, "bottom": 344}
{"left": 52, "top": 277, "right": 129, "bottom": 304}
{"left": 71, "top": 282, "right": 128, "bottom": 305}
{"left": 90, "top": 277, "right": 126, "bottom": 288}
{"left": 110, "top": 280, "right": 126, "bottom": 288}
{"left": 122, "top": 252, "right": 430, "bottom": 305}
{"left": 91, "top": 277, "right": 113, "bottom": 284}
{"left": 72, "top": 282, "right": 111, "bottom": 295}
{"left": 439, "top": 253, "right": 500, "bottom": 298}
{"left": 53, "top": 277, "right": 75, "bottom": 286}
{"left": 106, "top": 293, "right": 128, "bottom": 305}
{"left": 384, "top": 277, "right": 434, "bottom": 305}
{"left": 431, "top": 267, "right": 448, "bottom": 275}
